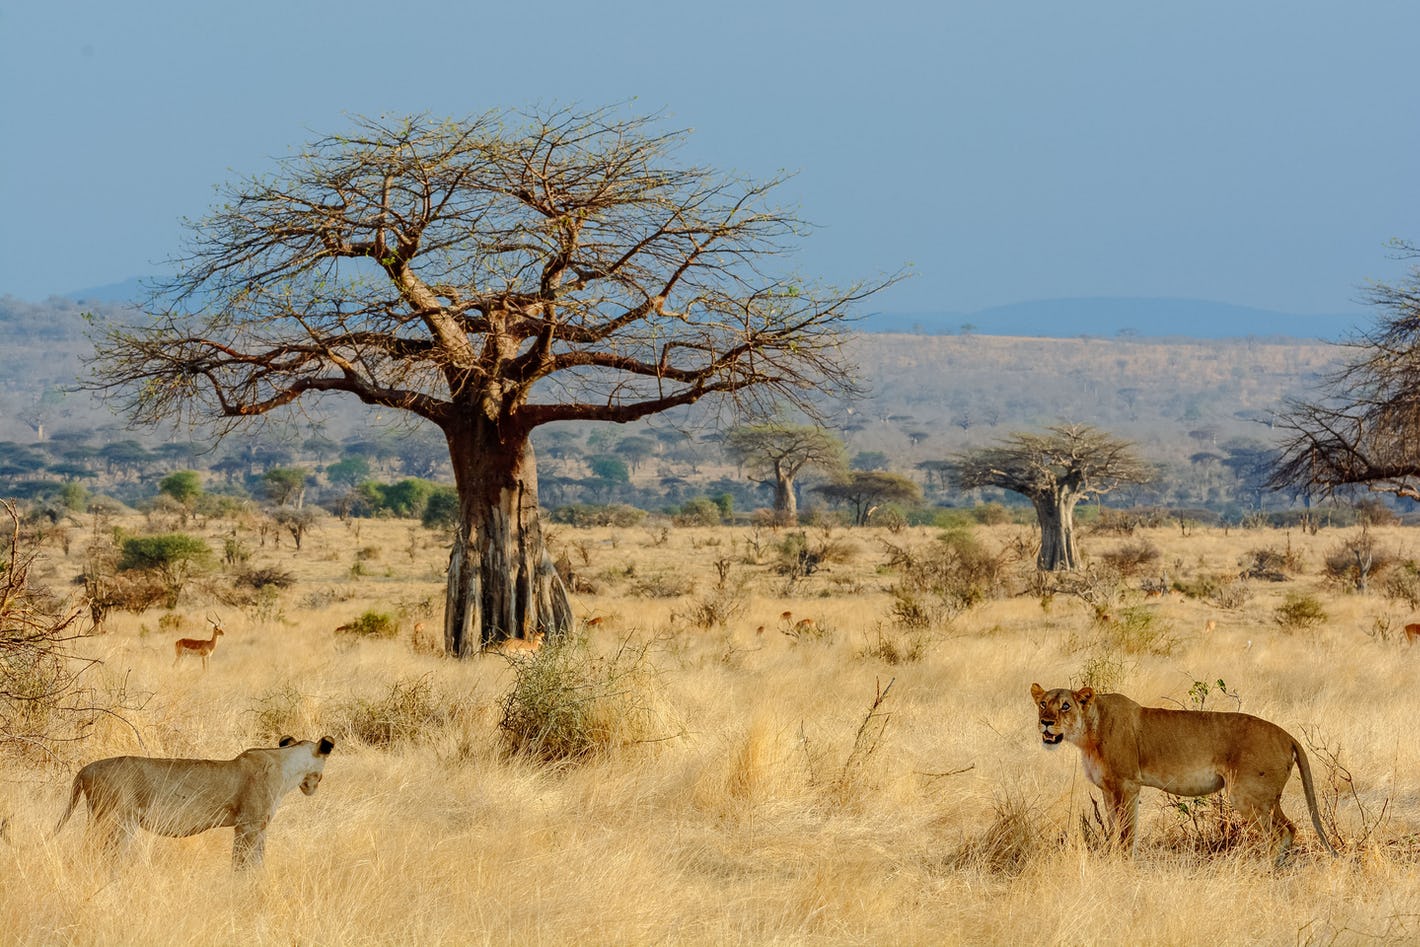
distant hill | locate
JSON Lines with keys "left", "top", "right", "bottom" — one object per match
{"left": 63, "top": 277, "right": 149, "bottom": 305}
{"left": 860, "top": 297, "right": 1367, "bottom": 341}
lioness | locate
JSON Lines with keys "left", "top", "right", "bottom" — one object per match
{"left": 1030, "top": 684, "right": 1335, "bottom": 862}
{"left": 54, "top": 735, "right": 335, "bottom": 870}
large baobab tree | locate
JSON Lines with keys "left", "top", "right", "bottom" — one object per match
{"left": 89, "top": 106, "right": 890, "bottom": 655}
{"left": 724, "top": 423, "right": 846, "bottom": 524}
{"left": 1271, "top": 244, "right": 1420, "bottom": 500}
{"left": 952, "top": 425, "right": 1153, "bottom": 571}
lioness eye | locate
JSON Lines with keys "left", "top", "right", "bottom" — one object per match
{"left": 1061, "top": 702, "right": 1071, "bottom": 711}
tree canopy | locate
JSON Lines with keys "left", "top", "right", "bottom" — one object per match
{"left": 87, "top": 105, "right": 893, "bottom": 653}
{"left": 1271, "top": 244, "right": 1420, "bottom": 500}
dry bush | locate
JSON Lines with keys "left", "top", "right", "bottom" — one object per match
{"left": 332, "top": 675, "right": 460, "bottom": 748}
{"left": 1099, "top": 538, "right": 1162, "bottom": 578}
{"left": 1076, "top": 646, "right": 1127, "bottom": 692}
{"left": 237, "top": 565, "right": 296, "bottom": 591}
{"left": 1174, "top": 571, "right": 1252, "bottom": 609}
{"left": 1322, "top": 531, "right": 1397, "bottom": 592}
{"left": 883, "top": 531, "right": 1011, "bottom": 627}
{"left": 1239, "top": 545, "right": 1299, "bottom": 581}
{"left": 1103, "top": 606, "right": 1176, "bottom": 656}
{"left": 498, "top": 634, "right": 679, "bottom": 762}
{"left": 676, "top": 562, "right": 749, "bottom": 630}
{"left": 1383, "top": 560, "right": 1420, "bottom": 610}
{"left": 249, "top": 682, "right": 318, "bottom": 741}
{"left": 951, "top": 790, "right": 1049, "bottom": 875}
{"left": 0, "top": 501, "right": 125, "bottom": 757}
{"left": 629, "top": 571, "right": 694, "bottom": 599}
{"left": 857, "top": 626, "right": 930, "bottom": 664}
{"left": 772, "top": 529, "right": 859, "bottom": 578}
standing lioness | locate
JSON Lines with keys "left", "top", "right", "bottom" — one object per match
{"left": 1030, "top": 684, "right": 1336, "bottom": 862}
{"left": 54, "top": 735, "right": 335, "bottom": 869}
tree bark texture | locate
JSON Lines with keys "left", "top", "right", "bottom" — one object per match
{"left": 1033, "top": 491, "right": 1081, "bottom": 571}
{"left": 773, "top": 468, "right": 798, "bottom": 526}
{"left": 443, "top": 423, "right": 571, "bottom": 656}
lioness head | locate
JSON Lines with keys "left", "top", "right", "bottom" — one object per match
{"left": 277, "top": 735, "right": 336, "bottom": 795}
{"left": 1029, "top": 683, "right": 1094, "bottom": 747}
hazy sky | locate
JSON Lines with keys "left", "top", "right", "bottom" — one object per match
{"left": 2, "top": 1, "right": 1416, "bottom": 317}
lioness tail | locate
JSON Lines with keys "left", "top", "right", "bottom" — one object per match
{"left": 51, "top": 773, "right": 85, "bottom": 839}
{"left": 1292, "top": 740, "right": 1338, "bottom": 857}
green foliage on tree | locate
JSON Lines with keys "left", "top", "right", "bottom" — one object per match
{"left": 588, "top": 455, "right": 631, "bottom": 484}
{"left": 262, "top": 467, "right": 309, "bottom": 507}
{"left": 326, "top": 456, "right": 372, "bottom": 488}
{"left": 159, "top": 470, "right": 204, "bottom": 505}
{"left": 118, "top": 532, "right": 213, "bottom": 608}
{"left": 952, "top": 424, "right": 1153, "bottom": 571}
{"left": 361, "top": 478, "right": 438, "bottom": 518}
{"left": 422, "top": 487, "right": 460, "bottom": 530}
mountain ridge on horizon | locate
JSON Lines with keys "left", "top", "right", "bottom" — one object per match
{"left": 47, "top": 278, "right": 1368, "bottom": 341}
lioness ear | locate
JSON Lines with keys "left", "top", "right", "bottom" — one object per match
{"left": 1075, "top": 687, "right": 1094, "bottom": 705}
{"left": 1030, "top": 683, "right": 1045, "bottom": 702}
{"left": 317, "top": 736, "right": 335, "bottom": 756}
{"left": 278, "top": 736, "right": 297, "bottom": 747}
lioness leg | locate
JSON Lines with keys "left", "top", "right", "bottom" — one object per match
{"left": 1105, "top": 786, "right": 1141, "bottom": 855}
{"left": 1229, "top": 786, "right": 1297, "bottom": 864}
{"left": 233, "top": 823, "right": 267, "bottom": 870}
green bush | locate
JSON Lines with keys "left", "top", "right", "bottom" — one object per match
{"left": 1274, "top": 592, "right": 1327, "bottom": 630}
{"left": 673, "top": 497, "right": 722, "bottom": 527}
{"left": 550, "top": 504, "right": 647, "bottom": 528}
{"left": 335, "top": 610, "right": 400, "bottom": 639}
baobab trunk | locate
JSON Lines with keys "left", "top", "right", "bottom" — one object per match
{"left": 443, "top": 421, "right": 572, "bottom": 656}
{"left": 1032, "top": 491, "right": 1081, "bottom": 571}
{"left": 773, "top": 469, "right": 798, "bottom": 526}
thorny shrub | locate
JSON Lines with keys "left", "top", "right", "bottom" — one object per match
{"left": 498, "top": 632, "right": 679, "bottom": 763}
{"left": 882, "top": 531, "right": 1012, "bottom": 628}
{"left": 1322, "top": 529, "right": 1397, "bottom": 592}
{"left": 1383, "top": 561, "right": 1420, "bottom": 611}
{"left": 0, "top": 501, "right": 130, "bottom": 757}
{"left": 1099, "top": 538, "right": 1162, "bottom": 578}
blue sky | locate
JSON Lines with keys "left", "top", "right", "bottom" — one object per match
{"left": 2, "top": 0, "right": 1416, "bottom": 317}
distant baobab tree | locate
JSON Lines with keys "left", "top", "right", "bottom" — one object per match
{"left": 724, "top": 423, "right": 846, "bottom": 525}
{"left": 89, "top": 105, "right": 895, "bottom": 655}
{"left": 952, "top": 425, "right": 1153, "bottom": 571}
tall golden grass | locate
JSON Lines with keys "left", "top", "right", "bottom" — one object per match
{"left": 5, "top": 515, "right": 1420, "bottom": 945}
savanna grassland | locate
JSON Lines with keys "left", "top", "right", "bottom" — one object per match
{"left": 5, "top": 513, "right": 1420, "bottom": 946}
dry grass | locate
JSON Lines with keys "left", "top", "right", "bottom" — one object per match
{"left": 4, "top": 517, "right": 1420, "bottom": 944}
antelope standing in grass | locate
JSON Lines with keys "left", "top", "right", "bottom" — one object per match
{"left": 174, "top": 619, "right": 225, "bottom": 670}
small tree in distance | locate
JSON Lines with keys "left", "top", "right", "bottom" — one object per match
{"left": 813, "top": 471, "right": 921, "bottom": 526}
{"left": 90, "top": 105, "right": 896, "bottom": 655}
{"left": 724, "top": 423, "right": 846, "bottom": 525}
{"left": 952, "top": 425, "right": 1153, "bottom": 571}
